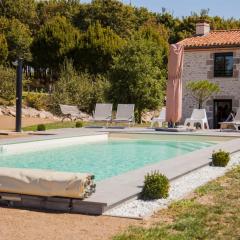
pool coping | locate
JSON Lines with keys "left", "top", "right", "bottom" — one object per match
{"left": 102, "top": 127, "right": 240, "bottom": 138}
{"left": 1, "top": 129, "right": 240, "bottom": 215}
{"left": 0, "top": 128, "right": 107, "bottom": 145}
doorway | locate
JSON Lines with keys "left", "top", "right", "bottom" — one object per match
{"left": 213, "top": 99, "right": 232, "bottom": 129}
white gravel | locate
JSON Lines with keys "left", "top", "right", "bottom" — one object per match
{"left": 104, "top": 152, "right": 240, "bottom": 219}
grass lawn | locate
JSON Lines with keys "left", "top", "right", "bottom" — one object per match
{"left": 22, "top": 121, "right": 150, "bottom": 131}
{"left": 114, "top": 166, "right": 240, "bottom": 240}
{"left": 22, "top": 121, "right": 78, "bottom": 131}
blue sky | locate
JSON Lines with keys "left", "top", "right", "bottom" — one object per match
{"left": 81, "top": 0, "right": 240, "bottom": 19}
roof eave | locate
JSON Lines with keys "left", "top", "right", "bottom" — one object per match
{"left": 183, "top": 44, "right": 240, "bottom": 50}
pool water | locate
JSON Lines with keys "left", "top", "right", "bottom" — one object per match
{"left": 0, "top": 139, "right": 215, "bottom": 181}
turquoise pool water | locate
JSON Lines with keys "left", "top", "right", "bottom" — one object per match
{"left": 0, "top": 139, "right": 215, "bottom": 181}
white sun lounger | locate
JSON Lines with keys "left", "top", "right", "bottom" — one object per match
{"left": 92, "top": 103, "right": 113, "bottom": 127}
{"left": 59, "top": 104, "right": 83, "bottom": 121}
{"left": 184, "top": 109, "right": 209, "bottom": 129}
{"left": 151, "top": 108, "right": 166, "bottom": 127}
{"left": 219, "top": 108, "right": 240, "bottom": 131}
{"left": 112, "top": 104, "right": 135, "bottom": 127}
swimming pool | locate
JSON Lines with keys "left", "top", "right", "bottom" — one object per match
{"left": 0, "top": 135, "right": 216, "bottom": 181}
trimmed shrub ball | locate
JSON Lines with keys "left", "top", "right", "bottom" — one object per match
{"left": 76, "top": 121, "right": 83, "bottom": 128}
{"left": 141, "top": 171, "right": 170, "bottom": 200}
{"left": 37, "top": 124, "right": 46, "bottom": 131}
{"left": 212, "top": 150, "right": 230, "bottom": 167}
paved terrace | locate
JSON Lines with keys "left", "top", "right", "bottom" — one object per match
{"left": 1, "top": 127, "right": 240, "bottom": 215}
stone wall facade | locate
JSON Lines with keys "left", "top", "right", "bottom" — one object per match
{"left": 182, "top": 48, "right": 240, "bottom": 128}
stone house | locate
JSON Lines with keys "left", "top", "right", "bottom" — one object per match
{"left": 179, "top": 22, "right": 240, "bottom": 128}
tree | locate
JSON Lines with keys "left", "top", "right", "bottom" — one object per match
{"left": 0, "top": 34, "right": 8, "bottom": 64}
{"left": 156, "top": 12, "right": 181, "bottom": 43}
{"left": 0, "top": 0, "right": 37, "bottom": 26}
{"left": 72, "top": 21, "right": 125, "bottom": 74}
{"left": 109, "top": 37, "right": 165, "bottom": 123}
{"left": 186, "top": 80, "right": 220, "bottom": 109}
{"left": 133, "top": 7, "right": 156, "bottom": 29}
{"left": 0, "top": 17, "right": 32, "bottom": 61}
{"left": 36, "top": 0, "right": 81, "bottom": 26}
{"left": 137, "top": 21, "right": 169, "bottom": 74}
{"left": 31, "top": 16, "right": 80, "bottom": 79}
{"left": 74, "top": 0, "right": 136, "bottom": 37}
{"left": 4, "top": 18, "right": 32, "bottom": 61}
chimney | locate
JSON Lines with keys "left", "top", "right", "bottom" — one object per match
{"left": 196, "top": 21, "right": 210, "bottom": 36}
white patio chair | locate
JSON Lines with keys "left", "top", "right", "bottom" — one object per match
{"left": 59, "top": 104, "right": 83, "bottom": 121}
{"left": 184, "top": 109, "right": 209, "bottom": 129}
{"left": 150, "top": 108, "right": 166, "bottom": 128}
{"left": 112, "top": 104, "right": 135, "bottom": 127}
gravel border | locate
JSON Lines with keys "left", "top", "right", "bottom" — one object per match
{"left": 104, "top": 152, "right": 240, "bottom": 219}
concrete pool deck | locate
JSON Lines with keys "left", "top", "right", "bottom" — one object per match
{"left": 0, "top": 128, "right": 106, "bottom": 144}
{"left": 1, "top": 127, "right": 240, "bottom": 215}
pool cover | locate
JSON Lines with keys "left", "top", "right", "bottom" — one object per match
{"left": 0, "top": 168, "right": 95, "bottom": 199}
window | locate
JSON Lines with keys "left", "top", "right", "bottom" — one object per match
{"left": 214, "top": 52, "right": 233, "bottom": 77}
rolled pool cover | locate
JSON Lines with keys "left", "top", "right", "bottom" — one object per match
{"left": 0, "top": 168, "right": 95, "bottom": 199}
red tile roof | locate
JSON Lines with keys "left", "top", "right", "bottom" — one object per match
{"left": 179, "top": 30, "right": 240, "bottom": 49}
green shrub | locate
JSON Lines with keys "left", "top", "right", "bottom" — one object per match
{"left": 0, "top": 66, "right": 15, "bottom": 103}
{"left": 24, "top": 92, "right": 50, "bottom": 110}
{"left": 37, "top": 124, "right": 46, "bottom": 131}
{"left": 212, "top": 150, "right": 230, "bottom": 167}
{"left": 0, "top": 34, "right": 8, "bottom": 64}
{"left": 75, "top": 121, "right": 83, "bottom": 128}
{"left": 141, "top": 171, "right": 170, "bottom": 200}
{"left": 0, "top": 97, "right": 15, "bottom": 106}
{"left": 51, "top": 60, "right": 110, "bottom": 115}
